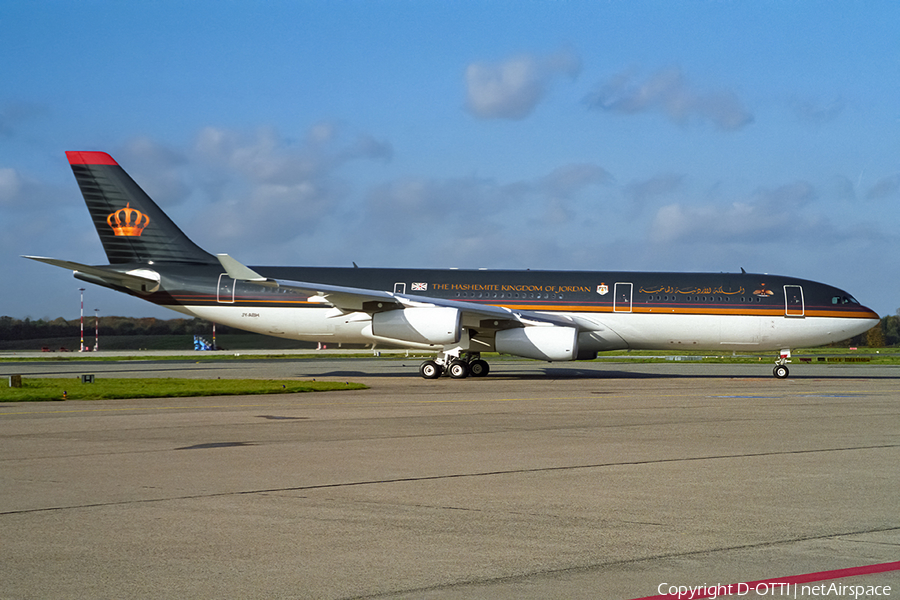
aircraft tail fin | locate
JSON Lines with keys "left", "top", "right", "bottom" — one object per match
{"left": 66, "top": 151, "right": 216, "bottom": 265}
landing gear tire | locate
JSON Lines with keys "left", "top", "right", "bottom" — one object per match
{"left": 469, "top": 359, "right": 490, "bottom": 377}
{"left": 448, "top": 360, "right": 469, "bottom": 379}
{"left": 420, "top": 360, "right": 442, "bottom": 379}
{"left": 773, "top": 365, "right": 789, "bottom": 379}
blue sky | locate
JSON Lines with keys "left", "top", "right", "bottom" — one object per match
{"left": 2, "top": 0, "right": 899, "bottom": 320}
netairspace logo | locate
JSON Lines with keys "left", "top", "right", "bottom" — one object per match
{"left": 656, "top": 581, "right": 892, "bottom": 599}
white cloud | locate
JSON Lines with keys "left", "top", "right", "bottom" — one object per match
{"left": 194, "top": 125, "right": 391, "bottom": 186}
{"left": 866, "top": 174, "right": 900, "bottom": 200}
{"left": 361, "top": 177, "right": 493, "bottom": 247}
{"left": 648, "top": 182, "right": 818, "bottom": 244}
{"left": 118, "top": 138, "right": 191, "bottom": 207}
{"left": 465, "top": 50, "right": 581, "bottom": 120}
{"left": 194, "top": 126, "right": 318, "bottom": 184}
{"left": 347, "top": 160, "right": 615, "bottom": 270}
{"left": 182, "top": 124, "right": 392, "bottom": 253}
{"left": 307, "top": 121, "right": 337, "bottom": 145}
{"left": 361, "top": 161, "right": 609, "bottom": 245}
{"left": 0, "top": 168, "right": 23, "bottom": 204}
{"left": 586, "top": 66, "right": 753, "bottom": 131}
{"left": 650, "top": 202, "right": 759, "bottom": 244}
{"left": 790, "top": 97, "right": 845, "bottom": 125}
{"left": 623, "top": 173, "right": 685, "bottom": 218}
{"left": 538, "top": 163, "right": 611, "bottom": 199}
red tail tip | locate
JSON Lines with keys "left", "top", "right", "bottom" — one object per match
{"left": 66, "top": 151, "right": 118, "bottom": 166}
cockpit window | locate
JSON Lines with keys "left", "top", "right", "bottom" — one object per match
{"left": 832, "top": 296, "right": 860, "bottom": 305}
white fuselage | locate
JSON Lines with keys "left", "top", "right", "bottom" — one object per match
{"left": 177, "top": 304, "right": 873, "bottom": 355}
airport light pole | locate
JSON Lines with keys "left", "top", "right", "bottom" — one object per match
{"left": 79, "top": 288, "right": 85, "bottom": 352}
{"left": 94, "top": 308, "right": 99, "bottom": 352}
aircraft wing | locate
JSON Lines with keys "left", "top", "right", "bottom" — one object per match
{"left": 218, "top": 254, "right": 575, "bottom": 330}
{"left": 218, "top": 254, "right": 405, "bottom": 312}
{"left": 279, "top": 279, "right": 576, "bottom": 331}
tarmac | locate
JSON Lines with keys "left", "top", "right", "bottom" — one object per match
{"left": 1, "top": 355, "right": 898, "bottom": 599}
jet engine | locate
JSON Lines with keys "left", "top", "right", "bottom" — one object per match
{"left": 495, "top": 326, "right": 578, "bottom": 361}
{"left": 371, "top": 307, "right": 461, "bottom": 346}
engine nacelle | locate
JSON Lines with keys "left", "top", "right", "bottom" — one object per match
{"left": 495, "top": 326, "right": 578, "bottom": 361}
{"left": 371, "top": 307, "right": 461, "bottom": 346}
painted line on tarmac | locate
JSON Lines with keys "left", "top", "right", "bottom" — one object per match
{"left": 4, "top": 442, "right": 898, "bottom": 516}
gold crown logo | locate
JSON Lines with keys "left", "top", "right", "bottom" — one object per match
{"left": 106, "top": 203, "right": 150, "bottom": 237}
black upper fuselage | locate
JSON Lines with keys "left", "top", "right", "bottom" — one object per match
{"left": 81, "top": 263, "right": 874, "bottom": 322}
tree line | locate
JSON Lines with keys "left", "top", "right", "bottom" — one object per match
{"left": 0, "top": 316, "right": 228, "bottom": 341}
{"left": 854, "top": 310, "right": 900, "bottom": 348}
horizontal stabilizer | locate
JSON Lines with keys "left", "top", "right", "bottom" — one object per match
{"left": 23, "top": 255, "right": 161, "bottom": 293}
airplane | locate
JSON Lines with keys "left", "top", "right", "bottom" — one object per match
{"left": 25, "top": 151, "right": 879, "bottom": 379}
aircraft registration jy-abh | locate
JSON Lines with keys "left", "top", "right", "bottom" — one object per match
{"left": 26, "top": 151, "right": 879, "bottom": 379}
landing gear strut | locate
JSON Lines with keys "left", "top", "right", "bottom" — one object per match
{"left": 418, "top": 352, "right": 490, "bottom": 380}
{"left": 773, "top": 349, "right": 791, "bottom": 379}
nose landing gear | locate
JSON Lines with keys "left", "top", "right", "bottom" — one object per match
{"left": 773, "top": 349, "right": 791, "bottom": 379}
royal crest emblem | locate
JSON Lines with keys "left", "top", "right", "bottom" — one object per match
{"left": 753, "top": 283, "right": 774, "bottom": 298}
{"left": 597, "top": 283, "right": 608, "bottom": 295}
{"left": 107, "top": 203, "right": 149, "bottom": 237}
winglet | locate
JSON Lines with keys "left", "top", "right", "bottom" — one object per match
{"left": 216, "top": 254, "right": 277, "bottom": 285}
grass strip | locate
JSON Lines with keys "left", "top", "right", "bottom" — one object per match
{"left": 0, "top": 378, "right": 366, "bottom": 402}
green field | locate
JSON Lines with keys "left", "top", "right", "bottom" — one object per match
{"left": 0, "top": 378, "right": 366, "bottom": 402}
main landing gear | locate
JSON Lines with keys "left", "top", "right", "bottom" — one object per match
{"left": 773, "top": 349, "right": 791, "bottom": 379}
{"left": 419, "top": 352, "right": 490, "bottom": 380}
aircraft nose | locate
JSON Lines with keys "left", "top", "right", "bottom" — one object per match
{"left": 855, "top": 305, "right": 881, "bottom": 329}
{"left": 860, "top": 305, "right": 880, "bottom": 321}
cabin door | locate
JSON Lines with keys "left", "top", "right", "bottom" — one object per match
{"left": 217, "top": 273, "right": 235, "bottom": 304}
{"left": 784, "top": 285, "right": 804, "bottom": 317}
{"left": 613, "top": 282, "right": 633, "bottom": 313}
